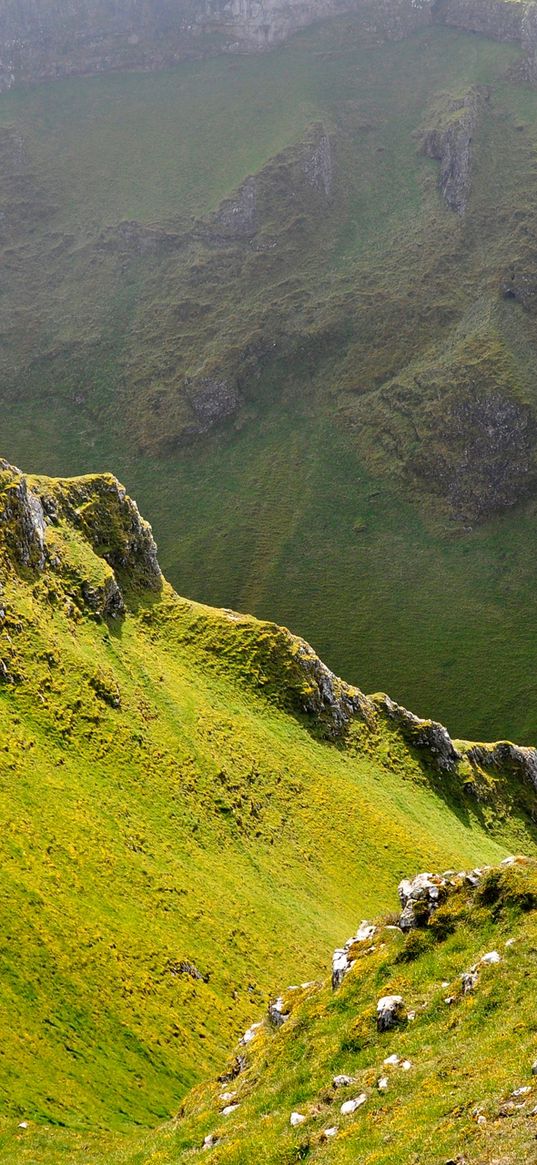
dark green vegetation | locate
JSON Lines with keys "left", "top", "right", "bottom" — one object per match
{"left": 3, "top": 16, "right": 537, "bottom": 741}
{"left": 0, "top": 461, "right": 536, "bottom": 1161}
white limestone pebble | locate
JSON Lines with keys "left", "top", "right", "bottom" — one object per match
{"left": 290, "top": 1112, "right": 306, "bottom": 1127}
{"left": 222, "top": 1104, "right": 239, "bottom": 1116}
{"left": 480, "top": 950, "right": 501, "bottom": 966}
{"left": 340, "top": 1093, "right": 367, "bottom": 1115}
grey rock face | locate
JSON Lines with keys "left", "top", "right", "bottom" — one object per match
{"left": 304, "top": 130, "right": 334, "bottom": 199}
{"left": 377, "top": 994, "right": 405, "bottom": 1031}
{"left": 374, "top": 694, "right": 461, "bottom": 771}
{"left": 421, "top": 89, "right": 481, "bottom": 215}
{"left": 466, "top": 742, "right": 537, "bottom": 794}
{"left": 211, "top": 176, "right": 257, "bottom": 241}
{"left": 81, "top": 574, "right": 125, "bottom": 618}
{"left": 268, "top": 996, "right": 290, "bottom": 1026}
{"left": 0, "top": 462, "right": 46, "bottom": 570}
{"left": 187, "top": 376, "right": 240, "bottom": 431}
{"left": 293, "top": 636, "right": 374, "bottom": 734}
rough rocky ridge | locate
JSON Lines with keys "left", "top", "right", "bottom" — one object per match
{"left": 1, "top": 0, "right": 537, "bottom": 90}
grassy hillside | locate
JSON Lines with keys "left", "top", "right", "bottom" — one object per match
{"left": 3, "top": 18, "right": 537, "bottom": 741}
{"left": 4, "top": 858, "right": 537, "bottom": 1163}
{"left": 0, "top": 460, "right": 536, "bottom": 1158}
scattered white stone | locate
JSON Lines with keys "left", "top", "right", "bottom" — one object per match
{"left": 532, "top": 1060, "right": 537, "bottom": 1076}
{"left": 383, "top": 1054, "right": 400, "bottom": 1067}
{"left": 340, "top": 1093, "right": 367, "bottom": 1115}
{"left": 377, "top": 995, "right": 405, "bottom": 1031}
{"left": 441, "top": 980, "right": 449, "bottom": 988}
{"left": 220, "top": 1092, "right": 236, "bottom": 1103}
{"left": 290, "top": 1112, "right": 306, "bottom": 1127}
{"left": 407, "top": 1009, "right": 416, "bottom": 1022}
{"left": 401, "top": 1060, "right": 412, "bottom": 1072}
{"left": 505, "top": 938, "right": 517, "bottom": 948}
{"left": 512, "top": 1086, "right": 531, "bottom": 1097}
{"left": 240, "top": 1021, "right": 262, "bottom": 1046}
{"left": 221, "top": 1104, "right": 239, "bottom": 1116}
{"left": 477, "top": 1114, "right": 487, "bottom": 1126}
{"left": 385, "top": 925, "right": 400, "bottom": 931}
{"left": 321, "top": 1126, "right": 338, "bottom": 1140}
{"left": 444, "top": 995, "right": 455, "bottom": 1005}
{"left": 501, "top": 856, "right": 517, "bottom": 866}
{"left": 480, "top": 950, "right": 501, "bottom": 966}
{"left": 377, "top": 1076, "right": 389, "bottom": 1091}
{"left": 18, "top": 1122, "right": 28, "bottom": 1130}
{"left": 333, "top": 1074, "right": 354, "bottom": 1088}
{"left": 203, "top": 1133, "right": 219, "bottom": 1149}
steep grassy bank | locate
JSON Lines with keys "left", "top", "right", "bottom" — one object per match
{"left": 0, "top": 461, "right": 536, "bottom": 1146}
{"left": 4, "top": 859, "right": 537, "bottom": 1162}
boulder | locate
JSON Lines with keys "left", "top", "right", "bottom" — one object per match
{"left": 398, "top": 871, "right": 447, "bottom": 929}
{"left": 340, "top": 1093, "right": 367, "bottom": 1115}
{"left": 377, "top": 995, "right": 406, "bottom": 1031}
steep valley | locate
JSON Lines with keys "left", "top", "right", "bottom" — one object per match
{"left": 1, "top": 459, "right": 537, "bottom": 1163}
{"left": 3, "top": 15, "right": 537, "bottom": 739}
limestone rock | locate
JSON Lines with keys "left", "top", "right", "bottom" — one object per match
{"left": 374, "top": 694, "right": 460, "bottom": 771}
{"left": 290, "top": 1111, "right": 306, "bottom": 1126}
{"left": 377, "top": 994, "right": 405, "bottom": 1031}
{"left": 186, "top": 376, "right": 240, "bottom": 433}
{"left": 0, "top": 464, "right": 46, "bottom": 570}
{"left": 398, "top": 871, "right": 447, "bottom": 929}
{"left": 340, "top": 1092, "right": 367, "bottom": 1115}
{"left": 421, "top": 89, "right": 483, "bottom": 215}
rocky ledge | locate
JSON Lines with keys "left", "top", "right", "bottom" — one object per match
{"left": 0, "top": 459, "right": 162, "bottom": 615}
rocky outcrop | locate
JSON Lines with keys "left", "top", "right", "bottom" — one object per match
{"left": 377, "top": 994, "right": 405, "bottom": 1031}
{"left": 1, "top": 0, "right": 530, "bottom": 93}
{"left": 186, "top": 376, "right": 240, "bottom": 432}
{"left": 0, "top": 460, "right": 46, "bottom": 570}
{"left": 398, "top": 871, "right": 448, "bottom": 929}
{"left": 466, "top": 742, "right": 537, "bottom": 793}
{"left": 303, "top": 129, "right": 334, "bottom": 199}
{"left": 209, "top": 177, "right": 257, "bottom": 242}
{"left": 373, "top": 693, "right": 461, "bottom": 771}
{"left": 52, "top": 473, "right": 163, "bottom": 592}
{"left": 0, "top": 462, "right": 162, "bottom": 610}
{"left": 421, "top": 89, "right": 482, "bottom": 215}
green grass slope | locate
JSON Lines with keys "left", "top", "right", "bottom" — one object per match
{"left": 3, "top": 18, "right": 537, "bottom": 741}
{"left": 0, "top": 461, "right": 536, "bottom": 1157}
{"left": 5, "top": 860, "right": 537, "bottom": 1163}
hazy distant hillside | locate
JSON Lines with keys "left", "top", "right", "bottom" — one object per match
{"left": 2, "top": 12, "right": 537, "bottom": 739}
